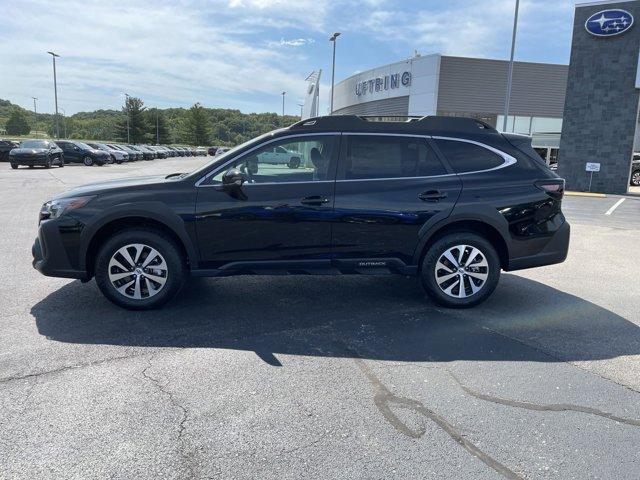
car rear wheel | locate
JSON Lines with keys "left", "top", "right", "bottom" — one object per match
{"left": 83, "top": 156, "right": 94, "bottom": 166}
{"left": 10, "top": 163, "right": 18, "bottom": 169}
{"left": 631, "top": 170, "right": 640, "bottom": 186}
{"left": 420, "top": 233, "right": 500, "bottom": 308}
{"left": 288, "top": 157, "right": 301, "bottom": 169}
{"left": 95, "top": 228, "right": 187, "bottom": 310}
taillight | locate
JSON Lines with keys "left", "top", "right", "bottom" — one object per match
{"left": 535, "top": 179, "right": 565, "bottom": 197}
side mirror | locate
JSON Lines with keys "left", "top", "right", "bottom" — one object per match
{"left": 222, "top": 168, "right": 245, "bottom": 189}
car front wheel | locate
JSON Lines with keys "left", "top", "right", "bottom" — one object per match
{"left": 95, "top": 228, "right": 187, "bottom": 310}
{"left": 83, "top": 156, "right": 94, "bottom": 166}
{"left": 420, "top": 233, "right": 500, "bottom": 308}
{"left": 10, "top": 163, "right": 18, "bottom": 169}
{"left": 288, "top": 157, "right": 301, "bottom": 169}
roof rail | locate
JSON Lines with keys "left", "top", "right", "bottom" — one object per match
{"left": 288, "top": 115, "right": 498, "bottom": 134}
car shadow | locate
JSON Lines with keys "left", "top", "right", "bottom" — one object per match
{"left": 31, "top": 273, "right": 640, "bottom": 364}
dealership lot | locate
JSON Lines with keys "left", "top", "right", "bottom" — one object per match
{"left": 1, "top": 159, "right": 640, "bottom": 479}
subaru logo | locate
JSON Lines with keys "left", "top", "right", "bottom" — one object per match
{"left": 585, "top": 9, "right": 634, "bottom": 37}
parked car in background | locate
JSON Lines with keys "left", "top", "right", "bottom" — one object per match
{"left": 208, "top": 146, "right": 221, "bottom": 156}
{"left": 214, "top": 147, "right": 231, "bottom": 156}
{"left": 147, "top": 145, "right": 167, "bottom": 159}
{"left": 55, "top": 140, "right": 109, "bottom": 166}
{"left": 86, "top": 142, "right": 129, "bottom": 164}
{"left": 631, "top": 154, "right": 640, "bottom": 186}
{"left": 111, "top": 144, "right": 141, "bottom": 161}
{"left": 9, "top": 139, "right": 64, "bottom": 169}
{"left": 0, "top": 139, "right": 20, "bottom": 161}
{"left": 196, "top": 147, "right": 207, "bottom": 156}
{"left": 257, "top": 144, "right": 302, "bottom": 168}
{"left": 166, "top": 146, "right": 182, "bottom": 157}
{"left": 129, "top": 145, "right": 155, "bottom": 160}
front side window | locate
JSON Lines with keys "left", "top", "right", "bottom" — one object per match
{"left": 434, "top": 139, "right": 504, "bottom": 173}
{"left": 340, "top": 135, "right": 446, "bottom": 180}
{"left": 211, "top": 135, "right": 338, "bottom": 184}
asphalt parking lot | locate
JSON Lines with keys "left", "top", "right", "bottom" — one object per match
{"left": 1, "top": 158, "right": 640, "bottom": 479}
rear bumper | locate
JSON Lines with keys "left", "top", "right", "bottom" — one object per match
{"left": 32, "top": 220, "right": 88, "bottom": 280}
{"left": 506, "top": 220, "right": 570, "bottom": 271}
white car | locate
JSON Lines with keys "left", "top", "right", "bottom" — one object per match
{"left": 257, "top": 145, "right": 301, "bottom": 168}
{"left": 214, "top": 147, "right": 231, "bottom": 157}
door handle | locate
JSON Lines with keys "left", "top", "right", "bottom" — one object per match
{"left": 418, "top": 190, "right": 447, "bottom": 202}
{"left": 300, "top": 195, "right": 330, "bottom": 206}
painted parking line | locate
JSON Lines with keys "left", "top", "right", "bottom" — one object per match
{"left": 604, "top": 198, "right": 625, "bottom": 216}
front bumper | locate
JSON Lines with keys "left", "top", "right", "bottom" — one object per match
{"left": 506, "top": 220, "right": 570, "bottom": 271}
{"left": 11, "top": 156, "right": 47, "bottom": 166}
{"left": 32, "top": 218, "right": 88, "bottom": 280}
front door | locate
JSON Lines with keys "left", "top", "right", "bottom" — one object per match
{"left": 195, "top": 134, "right": 340, "bottom": 270}
{"left": 332, "top": 134, "right": 462, "bottom": 266}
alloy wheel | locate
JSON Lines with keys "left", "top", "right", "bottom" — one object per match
{"left": 108, "top": 243, "right": 168, "bottom": 300}
{"left": 632, "top": 171, "right": 640, "bottom": 186}
{"left": 434, "top": 244, "right": 489, "bottom": 298}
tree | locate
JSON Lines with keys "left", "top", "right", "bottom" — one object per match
{"left": 5, "top": 109, "right": 31, "bottom": 135}
{"left": 115, "top": 96, "right": 148, "bottom": 143}
{"left": 146, "top": 108, "right": 170, "bottom": 144}
{"left": 184, "top": 103, "right": 211, "bottom": 145}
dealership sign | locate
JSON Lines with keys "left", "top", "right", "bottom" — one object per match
{"left": 585, "top": 9, "right": 633, "bottom": 37}
{"left": 355, "top": 71, "right": 411, "bottom": 96}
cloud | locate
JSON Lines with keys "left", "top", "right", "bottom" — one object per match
{"left": 267, "top": 38, "right": 315, "bottom": 47}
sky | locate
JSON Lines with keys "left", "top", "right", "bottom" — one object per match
{"left": 0, "top": 0, "right": 575, "bottom": 116}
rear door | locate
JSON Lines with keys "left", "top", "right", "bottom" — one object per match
{"left": 332, "top": 133, "right": 462, "bottom": 267}
{"left": 194, "top": 134, "right": 340, "bottom": 270}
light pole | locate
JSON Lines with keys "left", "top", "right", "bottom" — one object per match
{"left": 124, "top": 93, "right": 130, "bottom": 143}
{"left": 298, "top": 103, "right": 303, "bottom": 118}
{"left": 281, "top": 91, "right": 286, "bottom": 117}
{"left": 503, "top": 0, "right": 520, "bottom": 132}
{"left": 156, "top": 110, "right": 160, "bottom": 144}
{"left": 329, "top": 32, "right": 341, "bottom": 115}
{"left": 60, "top": 107, "right": 67, "bottom": 138}
{"left": 31, "top": 97, "right": 38, "bottom": 138}
{"left": 47, "top": 51, "right": 60, "bottom": 138}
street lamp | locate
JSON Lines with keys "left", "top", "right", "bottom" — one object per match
{"left": 47, "top": 51, "right": 60, "bottom": 138}
{"left": 298, "top": 103, "right": 303, "bottom": 118}
{"left": 31, "top": 97, "right": 38, "bottom": 138}
{"left": 124, "top": 93, "right": 130, "bottom": 143}
{"left": 503, "top": 0, "right": 520, "bottom": 132}
{"left": 281, "top": 91, "right": 286, "bottom": 117}
{"left": 329, "top": 32, "right": 341, "bottom": 115}
{"left": 60, "top": 107, "right": 67, "bottom": 138}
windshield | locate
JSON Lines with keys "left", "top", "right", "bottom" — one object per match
{"left": 184, "top": 129, "right": 285, "bottom": 179}
{"left": 76, "top": 142, "right": 93, "bottom": 150}
{"left": 21, "top": 140, "right": 49, "bottom": 149}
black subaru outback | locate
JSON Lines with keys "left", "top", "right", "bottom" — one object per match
{"left": 32, "top": 116, "right": 569, "bottom": 309}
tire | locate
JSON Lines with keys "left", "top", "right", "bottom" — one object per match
{"left": 288, "top": 157, "right": 301, "bottom": 169}
{"left": 59, "top": 156, "right": 64, "bottom": 167}
{"left": 44, "top": 156, "right": 52, "bottom": 169}
{"left": 95, "top": 228, "right": 187, "bottom": 310}
{"left": 108, "top": 155, "right": 115, "bottom": 164}
{"left": 116, "top": 160, "right": 123, "bottom": 165}
{"left": 631, "top": 170, "right": 640, "bottom": 187}
{"left": 420, "top": 232, "right": 501, "bottom": 308}
{"left": 10, "top": 163, "right": 18, "bottom": 170}
{"left": 83, "top": 156, "right": 94, "bottom": 166}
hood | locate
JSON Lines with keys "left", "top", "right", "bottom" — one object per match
{"left": 53, "top": 175, "right": 169, "bottom": 199}
{"left": 11, "top": 148, "right": 48, "bottom": 155}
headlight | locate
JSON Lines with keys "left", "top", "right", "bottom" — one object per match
{"left": 40, "top": 195, "right": 95, "bottom": 221}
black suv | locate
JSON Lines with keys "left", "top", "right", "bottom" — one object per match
{"left": 55, "top": 140, "right": 110, "bottom": 166}
{"left": 32, "top": 116, "right": 570, "bottom": 309}
{"left": 631, "top": 155, "right": 640, "bottom": 187}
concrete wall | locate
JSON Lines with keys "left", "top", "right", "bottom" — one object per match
{"left": 331, "top": 54, "right": 440, "bottom": 116}
{"left": 558, "top": 0, "right": 640, "bottom": 194}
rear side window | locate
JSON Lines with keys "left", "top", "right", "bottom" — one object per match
{"left": 341, "top": 135, "right": 446, "bottom": 180}
{"left": 434, "top": 139, "right": 504, "bottom": 173}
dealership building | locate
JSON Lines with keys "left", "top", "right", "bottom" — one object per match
{"left": 332, "top": 53, "right": 569, "bottom": 163}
